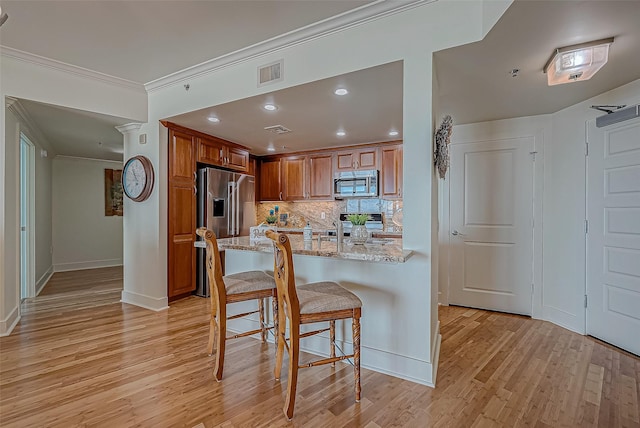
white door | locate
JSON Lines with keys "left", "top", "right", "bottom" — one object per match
{"left": 586, "top": 116, "right": 640, "bottom": 356}
{"left": 449, "top": 138, "right": 534, "bottom": 315}
{"left": 20, "top": 136, "right": 30, "bottom": 300}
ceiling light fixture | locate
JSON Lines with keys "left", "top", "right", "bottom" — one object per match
{"left": 544, "top": 37, "right": 614, "bottom": 86}
{"left": 0, "top": 6, "right": 8, "bottom": 27}
{"left": 267, "top": 147, "right": 276, "bottom": 152}
{"left": 263, "top": 104, "right": 278, "bottom": 111}
{"left": 389, "top": 131, "right": 399, "bottom": 137}
{"left": 207, "top": 116, "right": 220, "bottom": 123}
{"left": 336, "top": 131, "right": 346, "bottom": 137}
{"left": 334, "top": 88, "right": 348, "bottom": 96}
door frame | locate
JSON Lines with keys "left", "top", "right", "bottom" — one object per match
{"left": 19, "top": 132, "right": 36, "bottom": 300}
{"left": 439, "top": 124, "right": 545, "bottom": 320}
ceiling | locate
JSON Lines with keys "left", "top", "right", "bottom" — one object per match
{"left": 434, "top": 0, "right": 640, "bottom": 125}
{"left": 16, "top": 99, "right": 130, "bottom": 161}
{"left": 167, "top": 61, "right": 403, "bottom": 155}
{"left": 2, "top": 0, "right": 639, "bottom": 159}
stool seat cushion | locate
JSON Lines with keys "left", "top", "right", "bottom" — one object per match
{"left": 224, "top": 271, "right": 276, "bottom": 295}
{"left": 297, "top": 281, "right": 362, "bottom": 315}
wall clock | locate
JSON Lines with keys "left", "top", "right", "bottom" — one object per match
{"left": 123, "top": 155, "right": 154, "bottom": 202}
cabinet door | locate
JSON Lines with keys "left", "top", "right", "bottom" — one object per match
{"left": 335, "top": 151, "right": 356, "bottom": 171}
{"left": 197, "top": 137, "right": 224, "bottom": 166}
{"left": 168, "top": 129, "right": 197, "bottom": 299}
{"left": 282, "top": 156, "right": 307, "bottom": 200}
{"left": 308, "top": 154, "right": 333, "bottom": 199}
{"left": 381, "top": 145, "right": 403, "bottom": 199}
{"left": 170, "top": 130, "right": 197, "bottom": 183}
{"left": 356, "top": 148, "right": 378, "bottom": 169}
{"left": 226, "top": 146, "right": 249, "bottom": 172}
{"left": 334, "top": 147, "right": 378, "bottom": 171}
{"left": 259, "top": 158, "right": 282, "bottom": 201}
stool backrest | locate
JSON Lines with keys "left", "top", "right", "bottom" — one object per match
{"left": 196, "top": 227, "right": 226, "bottom": 304}
{"left": 266, "top": 231, "right": 300, "bottom": 318}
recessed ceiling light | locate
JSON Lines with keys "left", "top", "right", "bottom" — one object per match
{"left": 389, "top": 131, "right": 399, "bottom": 136}
{"left": 334, "top": 88, "right": 348, "bottom": 96}
{"left": 267, "top": 147, "right": 276, "bottom": 152}
{"left": 336, "top": 131, "right": 346, "bottom": 137}
{"left": 263, "top": 104, "right": 278, "bottom": 111}
{"left": 207, "top": 116, "right": 220, "bottom": 123}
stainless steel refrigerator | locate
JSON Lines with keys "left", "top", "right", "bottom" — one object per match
{"left": 196, "top": 167, "right": 255, "bottom": 296}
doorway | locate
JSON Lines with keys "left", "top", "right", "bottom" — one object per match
{"left": 20, "top": 133, "right": 35, "bottom": 300}
{"left": 445, "top": 136, "right": 536, "bottom": 316}
{"left": 586, "top": 115, "right": 640, "bottom": 356}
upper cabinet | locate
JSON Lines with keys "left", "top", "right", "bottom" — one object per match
{"left": 282, "top": 156, "right": 307, "bottom": 201}
{"left": 335, "top": 147, "right": 378, "bottom": 171}
{"left": 308, "top": 154, "right": 333, "bottom": 199}
{"left": 197, "top": 136, "right": 249, "bottom": 172}
{"left": 380, "top": 144, "right": 403, "bottom": 199}
{"left": 258, "top": 158, "right": 282, "bottom": 201}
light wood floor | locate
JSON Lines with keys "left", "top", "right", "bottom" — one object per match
{"left": 1, "top": 268, "right": 638, "bottom": 427}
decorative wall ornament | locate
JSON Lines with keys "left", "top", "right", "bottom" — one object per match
{"left": 434, "top": 115, "right": 453, "bottom": 179}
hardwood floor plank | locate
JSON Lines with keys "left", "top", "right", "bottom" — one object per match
{"left": 2, "top": 271, "right": 639, "bottom": 427}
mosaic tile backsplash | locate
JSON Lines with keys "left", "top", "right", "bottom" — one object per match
{"left": 256, "top": 199, "right": 403, "bottom": 231}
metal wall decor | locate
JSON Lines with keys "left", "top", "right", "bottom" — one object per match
{"left": 434, "top": 115, "right": 453, "bottom": 179}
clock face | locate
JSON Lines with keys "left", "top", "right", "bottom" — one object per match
{"left": 123, "top": 156, "right": 154, "bottom": 202}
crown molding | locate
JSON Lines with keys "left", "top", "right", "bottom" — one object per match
{"left": 0, "top": 46, "right": 146, "bottom": 93}
{"left": 145, "top": 0, "right": 434, "bottom": 92}
{"left": 115, "top": 123, "right": 144, "bottom": 135}
{"left": 53, "top": 155, "right": 123, "bottom": 164}
{"left": 6, "top": 98, "right": 57, "bottom": 155}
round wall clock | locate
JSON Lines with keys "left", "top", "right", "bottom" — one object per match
{"left": 123, "top": 155, "right": 154, "bottom": 202}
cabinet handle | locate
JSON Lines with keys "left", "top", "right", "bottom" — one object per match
{"left": 219, "top": 149, "right": 223, "bottom": 160}
{"left": 193, "top": 171, "right": 197, "bottom": 182}
{"left": 398, "top": 186, "right": 402, "bottom": 197}
{"left": 280, "top": 191, "right": 283, "bottom": 201}
{"left": 193, "top": 185, "right": 197, "bottom": 196}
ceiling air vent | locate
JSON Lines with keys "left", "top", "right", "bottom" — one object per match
{"left": 264, "top": 125, "right": 291, "bottom": 135}
{"left": 258, "top": 59, "right": 284, "bottom": 87}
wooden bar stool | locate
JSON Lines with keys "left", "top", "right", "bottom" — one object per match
{"left": 266, "top": 230, "right": 362, "bottom": 420}
{"left": 196, "top": 227, "right": 278, "bottom": 381}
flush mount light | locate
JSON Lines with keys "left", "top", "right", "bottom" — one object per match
{"left": 544, "top": 37, "right": 614, "bottom": 86}
{"left": 389, "top": 130, "right": 399, "bottom": 137}
{"left": 207, "top": 116, "right": 220, "bottom": 123}
{"left": 336, "top": 131, "right": 346, "bottom": 137}
{"left": 334, "top": 88, "right": 349, "bottom": 96}
{"left": 263, "top": 104, "right": 278, "bottom": 111}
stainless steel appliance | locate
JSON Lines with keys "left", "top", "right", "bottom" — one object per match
{"left": 196, "top": 167, "right": 255, "bottom": 296}
{"left": 333, "top": 170, "right": 379, "bottom": 199}
{"left": 339, "top": 213, "right": 384, "bottom": 235}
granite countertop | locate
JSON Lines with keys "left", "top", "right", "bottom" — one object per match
{"left": 211, "top": 234, "right": 412, "bottom": 264}
{"left": 271, "top": 226, "right": 402, "bottom": 238}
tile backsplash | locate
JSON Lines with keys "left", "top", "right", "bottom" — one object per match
{"left": 256, "top": 199, "right": 403, "bottom": 231}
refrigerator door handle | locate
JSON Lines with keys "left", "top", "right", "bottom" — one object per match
{"left": 235, "top": 179, "right": 240, "bottom": 235}
{"left": 227, "top": 182, "right": 232, "bottom": 235}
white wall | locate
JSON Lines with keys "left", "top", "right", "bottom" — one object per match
{"left": 0, "top": 53, "right": 146, "bottom": 335}
{"left": 440, "top": 78, "right": 640, "bottom": 335}
{"left": 52, "top": 157, "right": 123, "bottom": 271}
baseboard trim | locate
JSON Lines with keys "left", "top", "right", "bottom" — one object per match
{"left": 429, "top": 321, "right": 442, "bottom": 387}
{"left": 54, "top": 259, "right": 123, "bottom": 272}
{"left": 121, "top": 290, "right": 169, "bottom": 312}
{"left": 36, "top": 265, "right": 54, "bottom": 296}
{"left": 224, "top": 315, "right": 435, "bottom": 386}
{"left": 0, "top": 305, "right": 21, "bottom": 337}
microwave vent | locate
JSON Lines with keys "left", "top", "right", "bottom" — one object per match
{"left": 264, "top": 125, "right": 291, "bottom": 135}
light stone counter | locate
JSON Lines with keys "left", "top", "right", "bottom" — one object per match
{"left": 214, "top": 234, "right": 411, "bottom": 263}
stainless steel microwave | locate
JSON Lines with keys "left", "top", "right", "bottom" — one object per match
{"left": 333, "top": 170, "right": 379, "bottom": 199}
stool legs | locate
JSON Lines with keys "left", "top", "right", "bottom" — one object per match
{"left": 284, "top": 325, "right": 300, "bottom": 420}
{"left": 259, "top": 299, "right": 266, "bottom": 343}
{"left": 213, "top": 303, "right": 227, "bottom": 382}
{"left": 353, "top": 314, "right": 361, "bottom": 402}
{"left": 330, "top": 320, "right": 336, "bottom": 367}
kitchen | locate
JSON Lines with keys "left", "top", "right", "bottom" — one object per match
{"left": 161, "top": 61, "right": 430, "bottom": 384}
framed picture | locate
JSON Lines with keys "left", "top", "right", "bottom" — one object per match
{"left": 105, "top": 168, "right": 124, "bottom": 216}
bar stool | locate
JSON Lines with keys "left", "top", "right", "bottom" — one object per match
{"left": 266, "top": 230, "right": 362, "bottom": 420}
{"left": 196, "top": 227, "right": 278, "bottom": 381}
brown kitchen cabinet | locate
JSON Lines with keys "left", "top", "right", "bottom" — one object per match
{"left": 258, "top": 158, "right": 282, "bottom": 201}
{"left": 168, "top": 129, "right": 197, "bottom": 299}
{"left": 335, "top": 147, "right": 379, "bottom": 171}
{"left": 197, "top": 137, "right": 249, "bottom": 172}
{"left": 308, "top": 154, "right": 333, "bottom": 199}
{"left": 381, "top": 144, "right": 403, "bottom": 199}
{"left": 282, "top": 156, "right": 307, "bottom": 200}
